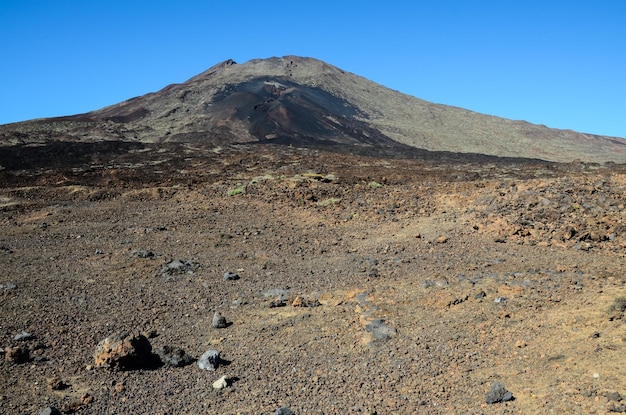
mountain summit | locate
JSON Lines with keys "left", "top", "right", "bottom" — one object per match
{"left": 2, "top": 55, "right": 625, "bottom": 163}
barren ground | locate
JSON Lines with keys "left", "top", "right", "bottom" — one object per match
{"left": 2, "top": 143, "right": 626, "bottom": 414}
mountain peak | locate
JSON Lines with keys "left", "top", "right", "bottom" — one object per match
{"left": 1, "top": 56, "right": 625, "bottom": 163}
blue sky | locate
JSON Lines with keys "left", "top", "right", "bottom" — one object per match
{"left": 1, "top": 1, "right": 625, "bottom": 138}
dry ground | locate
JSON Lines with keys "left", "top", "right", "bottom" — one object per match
{"left": 2, "top": 143, "right": 626, "bottom": 414}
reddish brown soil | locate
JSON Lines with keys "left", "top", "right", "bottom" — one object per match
{"left": 2, "top": 143, "right": 626, "bottom": 414}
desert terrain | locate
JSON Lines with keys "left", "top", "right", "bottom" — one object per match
{"left": 2, "top": 141, "right": 626, "bottom": 414}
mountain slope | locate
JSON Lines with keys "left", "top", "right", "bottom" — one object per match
{"left": 1, "top": 56, "right": 625, "bottom": 163}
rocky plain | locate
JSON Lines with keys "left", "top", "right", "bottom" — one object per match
{"left": 2, "top": 56, "right": 626, "bottom": 414}
{"left": 1, "top": 141, "right": 626, "bottom": 414}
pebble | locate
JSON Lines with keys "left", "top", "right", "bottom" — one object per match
{"left": 47, "top": 377, "right": 69, "bottom": 391}
{"left": 13, "top": 331, "right": 33, "bottom": 341}
{"left": 156, "top": 345, "right": 194, "bottom": 367}
{"left": 0, "top": 282, "right": 17, "bottom": 291}
{"left": 608, "top": 403, "right": 626, "bottom": 413}
{"left": 273, "top": 408, "right": 295, "bottom": 415}
{"left": 39, "top": 407, "right": 61, "bottom": 415}
{"left": 132, "top": 249, "right": 154, "bottom": 258}
{"left": 474, "top": 291, "right": 487, "bottom": 300}
{"left": 606, "top": 391, "right": 623, "bottom": 402}
{"left": 197, "top": 350, "right": 220, "bottom": 371}
{"left": 159, "top": 259, "right": 199, "bottom": 276}
{"left": 486, "top": 382, "right": 514, "bottom": 404}
{"left": 364, "top": 319, "right": 397, "bottom": 342}
{"left": 223, "top": 271, "right": 240, "bottom": 281}
{"left": 212, "top": 375, "right": 229, "bottom": 390}
{"left": 494, "top": 297, "right": 507, "bottom": 303}
{"left": 212, "top": 311, "right": 228, "bottom": 328}
{"left": 4, "top": 346, "right": 29, "bottom": 364}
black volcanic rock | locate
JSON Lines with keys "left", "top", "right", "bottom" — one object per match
{"left": 1, "top": 55, "right": 626, "bottom": 163}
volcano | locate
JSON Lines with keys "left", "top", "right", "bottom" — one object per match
{"left": 1, "top": 55, "right": 625, "bottom": 163}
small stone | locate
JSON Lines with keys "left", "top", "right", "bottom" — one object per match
{"left": 197, "top": 349, "right": 220, "bottom": 371}
{"left": 606, "top": 391, "right": 623, "bottom": 402}
{"left": 608, "top": 403, "right": 626, "bottom": 413}
{"left": 159, "top": 259, "right": 199, "bottom": 276}
{"left": 5, "top": 346, "right": 29, "bottom": 364}
{"left": 13, "top": 331, "right": 33, "bottom": 341}
{"left": 268, "top": 298, "right": 286, "bottom": 308}
{"left": 212, "top": 375, "right": 229, "bottom": 390}
{"left": 212, "top": 311, "right": 228, "bottom": 328}
{"left": 436, "top": 236, "right": 449, "bottom": 244}
{"left": 39, "top": 407, "right": 61, "bottom": 415}
{"left": 486, "top": 382, "right": 514, "bottom": 404}
{"left": 474, "top": 291, "right": 487, "bottom": 300}
{"left": 223, "top": 271, "right": 240, "bottom": 281}
{"left": 292, "top": 296, "right": 321, "bottom": 307}
{"left": 156, "top": 345, "right": 194, "bottom": 367}
{"left": 364, "top": 319, "right": 397, "bottom": 342}
{"left": 132, "top": 249, "right": 154, "bottom": 258}
{"left": 47, "top": 377, "right": 69, "bottom": 391}
{"left": 115, "top": 381, "right": 125, "bottom": 393}
{"left": 494, "top": 297, "right": 507, "bottom": 303}
{"left": 274, "top": 408, "right": 295, "bottom": 415}
{"left": 0, "top": 282, "right": 17, "bottom": 291}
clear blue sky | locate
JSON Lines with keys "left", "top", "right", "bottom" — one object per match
{"left": 1, "top": 1, "right": 625, "bottom": 138}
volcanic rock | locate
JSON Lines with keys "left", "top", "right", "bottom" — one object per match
{"left": 197, "top": 349, "right": 220, "bottom": 371}
{"left": 486, "top": 382, "right": 514, "bottom": 404}
{"left": 156, "top": 345, "right": 194, "bottom": 367}
{"left": 212, "top": 311, "right": 228, "bottom": 328}
{"left": 94, "top": 333, "right": 157, "bottom": 370}
{"left": 4, "top": 346, "right": 29, "bottom": 364}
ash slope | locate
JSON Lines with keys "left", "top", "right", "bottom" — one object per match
{"left": 2, "top": 56, "right": 626, "bottom": 163}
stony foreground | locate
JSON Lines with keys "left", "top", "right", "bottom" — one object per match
{"left": 2, "top": 143, "right": 626, "bottom": 414}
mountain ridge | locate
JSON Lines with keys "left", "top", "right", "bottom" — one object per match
{"left": 1, "top": 55, "right": 625, "bottom": 163}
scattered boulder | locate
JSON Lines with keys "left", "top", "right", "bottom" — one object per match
{"left": 212, "top": 311, "right": 228, "bottom": 328}
{"left": 608, "top": 297, "right": 626, "bottom": 321}
{"left": 156, "top": 346, "right": 194, "bottom": 367}
{"left": 212, "top": 375, "right": 229, "bottom": 390}
{"left": 0, "top": 282, "right": 17, "bottom": 291}
{"left": 132, "top": 249, "right": 154, "bottom": 258}
{"left": 13, "top": 331, "right": 33, "bottom": 341}
{"left": 39, "top": 407, "right": 61, "bottom": 415}
{"left": 223, "top": 271, "right": 240, "bottom": 281}
{"left": 158, "top": 259, "right": 199, "bottom": 277}
{"left": 197, "top": 349, "right": 220, "bottom": 371}
{"left": 364, "top": 319, "right": 397, "bottom": 342}
{"left": 609, "top": 403, "right": 626, "bottom": 413}
{"left": 268, "top": 298, "right": 286, "bottom": 308}
{"left": 292, "top": 296, "right": 321, "bottom": 307}
{"left": 486, "top": 382, "right": 514, "bottom": 404}
{"left": 5, "top": 345, "right": 29, "bottom": 364}
{"left": 47, "top": 377, "right": 69, "bottom": 391}
{"left": 474, "top": 291, "right": 487, "bottom": 300}
{"left": 606, "top": 391, "right": 623, "bottom": 402}
{"left": 94, "top": 333, "right": 158, "bottom": 370}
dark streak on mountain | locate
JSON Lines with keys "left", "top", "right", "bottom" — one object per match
{"left": 1, "top": 55, "right": 625, "bottom": 164}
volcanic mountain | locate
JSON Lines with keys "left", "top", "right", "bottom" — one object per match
{"left": 1, "top": 55, "right": 625, "bottom": 163}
